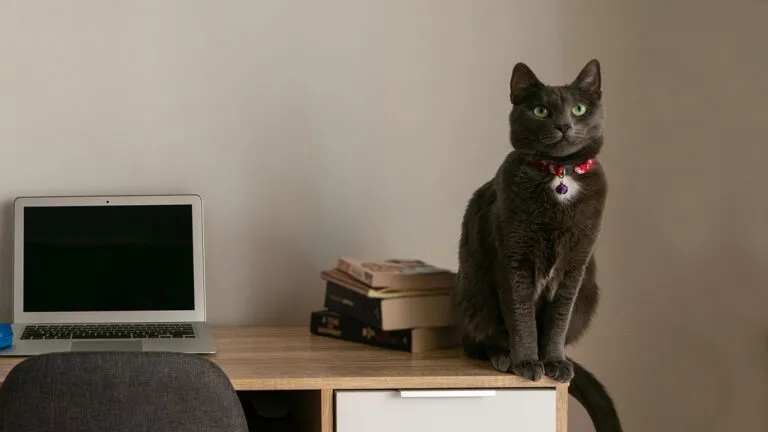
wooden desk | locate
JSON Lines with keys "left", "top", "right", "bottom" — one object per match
{"left": 0, "top": 326, "right": 568, "bottom": 432}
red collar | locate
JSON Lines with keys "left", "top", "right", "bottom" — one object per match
{"left": 529, "top": 158, "right": 596, "bottom": 177}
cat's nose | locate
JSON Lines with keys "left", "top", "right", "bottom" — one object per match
{"left": 555, "top": 124, "right": 571, "bottom": 134}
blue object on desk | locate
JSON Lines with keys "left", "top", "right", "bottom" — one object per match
{"left": 0, "top": 324, "right": 13, "bottom": 349}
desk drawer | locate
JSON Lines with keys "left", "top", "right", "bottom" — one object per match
{"left": 335, "top": 389, "right": 556, "bottom": 432}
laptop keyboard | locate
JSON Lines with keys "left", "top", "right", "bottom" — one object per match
{"left": 20, "top": 324, "right": 196, "bottom": 340}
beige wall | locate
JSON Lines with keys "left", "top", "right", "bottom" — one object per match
{"left": 567, "top": 1, "right": 768, "bottom": 430}
{"left": 1, "top": 1, "right": 765, "bottom": 430}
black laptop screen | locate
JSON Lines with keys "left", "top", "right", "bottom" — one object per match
{"left": 23, "top": 204, "right": 195, "bottom": 312}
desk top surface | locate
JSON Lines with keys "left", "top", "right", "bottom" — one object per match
{"left": 0, "top": 326, "right": 564, "bottom": 391}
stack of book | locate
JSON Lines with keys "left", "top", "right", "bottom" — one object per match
{"left": 309, "top": 257, "right": 460, "bottom": 353}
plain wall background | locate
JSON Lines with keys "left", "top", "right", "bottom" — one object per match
{"left": 1, "top": 1, "right": 766, "bottom": 431}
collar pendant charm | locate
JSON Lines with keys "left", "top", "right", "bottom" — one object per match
{"left": 555, "top": 170, "right": 568, "bottom": 195}
{"left": 555, "top": 180, "right": 569, "bottom": 195}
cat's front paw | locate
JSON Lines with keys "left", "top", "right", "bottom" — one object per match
{"left": 510, "top": 359, "right": 545, "bottom": 382}
{"left": 489, "top": 352, "right": 512, "bottom": 372}
{"left": 544, "top": 358, "right": 574, "bottom": 382}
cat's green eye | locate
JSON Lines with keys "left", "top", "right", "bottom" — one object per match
{"left": 533, "top": 106, "right": 549, "bottom": 118}
{"left": 571, "top": 103, "right": 588, "bottom": 116}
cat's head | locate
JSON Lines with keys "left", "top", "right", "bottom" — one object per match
{"left": 508, "top": 59, "right": 604, "bottom": 161}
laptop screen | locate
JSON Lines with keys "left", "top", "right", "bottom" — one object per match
{"left": 22, "top": 204, "right": 195, "bottom": 313}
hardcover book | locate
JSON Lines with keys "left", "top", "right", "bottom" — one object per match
{"left": 336, "top": 257, "right": 456, "bottom": 289}
{"left": 322, "top": 279, "right": 453, "bottom": 330}
{"left": 321, "top": 268, "right": 451, "bottom": 299}
{"left": 309, "top": 310, "right": 459, "bottom": 353}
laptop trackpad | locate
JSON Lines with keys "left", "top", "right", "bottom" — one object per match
{"left": 71, "top": 341, "right": 143, "bottom": 352}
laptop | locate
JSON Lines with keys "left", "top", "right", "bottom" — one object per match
{"left": 0, "top": 194, "right": 216, "bottom": 356}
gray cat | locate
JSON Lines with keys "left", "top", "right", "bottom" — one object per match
{"left": 455, "top": 59, "right": 622, "bottom": 431}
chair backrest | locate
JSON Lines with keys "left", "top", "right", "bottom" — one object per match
{"left": 0, "top": 351, "right": 249, "bottom": 432}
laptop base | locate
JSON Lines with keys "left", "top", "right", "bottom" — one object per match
{"left": 0, "top": 322, "right": 216, "bottom": 356}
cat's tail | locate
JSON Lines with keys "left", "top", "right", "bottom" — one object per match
{"left": 567, "top": 357, "right": 623, "bottom": 432}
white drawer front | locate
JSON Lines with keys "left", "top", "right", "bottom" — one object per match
{"left": 336, "top": 388, "right": 556, "bottom": 432}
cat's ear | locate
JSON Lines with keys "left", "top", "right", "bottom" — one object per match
{"left": 510, "top": 62, "right": 542, "bottom": 104}
{"left": 571, "top": 59, "right": 601, "bottom": 99}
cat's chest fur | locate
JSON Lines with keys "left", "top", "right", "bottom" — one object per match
{"left": 549, "top": 175, "right": 581, "bottom": 203}
{"left": 516, "top": 171, "right": 601, "bottom": 300}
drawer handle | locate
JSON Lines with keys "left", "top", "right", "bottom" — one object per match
{"left": 398, "top": 390, "right": 496, "bottom": 398}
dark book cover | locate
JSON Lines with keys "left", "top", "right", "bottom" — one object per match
{"left": 323, "top": 280, "right": 383, "bottom": 328}
{"left": 309, "top": 310, "right": 413, "bottom": 352}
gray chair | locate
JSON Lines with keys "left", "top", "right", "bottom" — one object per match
{"left": 0, "top": 351, "right": 249, "bottom": 432}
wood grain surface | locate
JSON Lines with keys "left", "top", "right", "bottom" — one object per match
{"left": 557, "top": 385, "right": 569, "bottom": 432}
{"left": 0, "top": 326, "right": 568, "bottom": 392}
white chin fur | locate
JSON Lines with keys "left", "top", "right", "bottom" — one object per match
{"left": 550, "top": 175, "right": 580, "bottom": 203}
